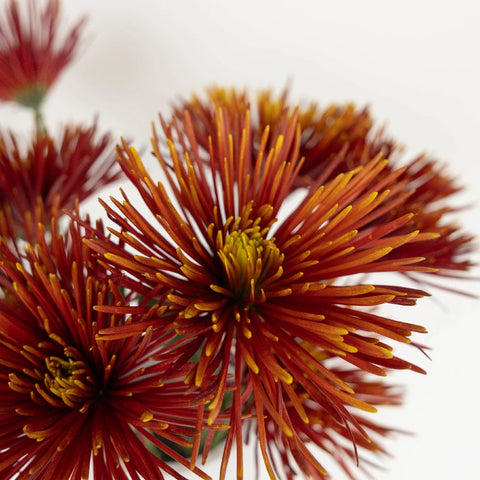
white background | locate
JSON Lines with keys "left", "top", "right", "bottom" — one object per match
{"left": 1, "top": 1, "right": 479, "bottom": 479}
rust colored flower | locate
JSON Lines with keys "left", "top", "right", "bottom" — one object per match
{"left": 0, "top": 0, "right": 85, "bottom": 109}
{"left": 86, "top": 105, "right": 434, "bottom": 478}
{"left": 0, "top": 217, "right": 214, "bottom": 480}
{"left": 0, "top": 122, "right": 121, "bottom": 243}
{"left": 176, "top": 87, "right": 475, "bottom": 285}
{"left": 175, "top": 87, "right": 379, "bottom": 184}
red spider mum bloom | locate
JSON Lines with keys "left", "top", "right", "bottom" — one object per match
{"left": 176, "top": 87, "right": 476, "bottom": 286}
{"left": 0, "top": 122, "right": 121, "bottom": 243}
{"left": 0, "top": 216, "right": 215, "bottom": 480}
{"left": 86, "top": 105, "right": 434, "bottom": 479}
{"left": 0, "top": 0, "right": 85, "bottom": 109}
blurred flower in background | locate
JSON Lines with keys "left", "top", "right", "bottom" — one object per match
{"left": 0, "top": 0, "right": 84, "bottom": 120}
{"left": 0, "top": 122, "right": 120, "bottom": 244}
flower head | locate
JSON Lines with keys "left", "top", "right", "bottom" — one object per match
{"left": 0, "top": 0, "right": 85, "bottom": 109}
{"left": 0, "top": 122, "right": 121, "bottom": 243}
{"left": 86, "top": 103, "right": 434, "bottom": 478}
{"left": 0, "top": 216, "right": 214, "bottom": 480}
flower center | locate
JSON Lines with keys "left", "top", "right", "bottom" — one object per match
{"left": 217, "top": 225, "right": 284, "bottom": 306}
{"left": 44, "top": 356, "right": 94, "bottom": 410}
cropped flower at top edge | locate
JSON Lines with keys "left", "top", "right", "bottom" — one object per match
{"left": 0, "top": 0, "right": 85, "bottom": 108}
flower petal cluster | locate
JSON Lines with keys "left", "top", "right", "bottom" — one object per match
{"left": 258, "top": 361, "right": 404, "bottom": 480}
{"left": 0, "top": 0, "right": 84, "bottom": 108}
{"left": 85, "top": 100, "right": 446, "bottom": 478}
{"left": 0, "top": 2, "right": 474, "bottom": 480}
{"left": 0, "top": 122, "right": 121, "bottom": 243}
{"left": 0, "top": 217, "right": 214, "bottom": 480}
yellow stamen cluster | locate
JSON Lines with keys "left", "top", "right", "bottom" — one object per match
{"left": 216, "top": 224, "right": 283, "bottom": 307}
{"left": 43, "top": 356, "right": 92, "bottom": 410}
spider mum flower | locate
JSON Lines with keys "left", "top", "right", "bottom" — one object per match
{"left": 0, "top": 122, "right": 121, "bottom": 243}
{"left": 86, "top": 105, "right": 434, "bottom": 479}
{"left": 0, "top": 0, "right": 85, "bottom": 109}
{"left": 0, "top": 217, "right": 214, "bottom": 480}
{"left": 176, "top": 87, "right": 476, "bottom": 286}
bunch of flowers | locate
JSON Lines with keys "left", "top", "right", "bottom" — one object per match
{"left": 0, "top": 1, "right": 475, "bottom": 479}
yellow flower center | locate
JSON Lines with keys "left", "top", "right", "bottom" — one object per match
{"left": 44, "top": 356, "right": 92, "bottom": 409}
{"left": 217, "top": 224, "right": 283, "bottom": 306}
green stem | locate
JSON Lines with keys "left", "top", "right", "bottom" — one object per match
{"left": 13, "top": 83, "right": 48, "bottom": 133}
{"left": 34, "top": 106, "right": 46, "bottom": 135}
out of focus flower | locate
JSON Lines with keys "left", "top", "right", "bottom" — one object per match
{"left": 86, "top": 104, "right": 434, "bottom": 478}
{"left": 0, "top": 122, "right": 121, "bottom": 243}
{"left": 0, "top": 0, "right": 84, "bottom": 111}
{"left": 0, "top": 216, "right": 214, "bottom": 480}
{"left": 176, "top": 87, "right": 475, "bottom": 286}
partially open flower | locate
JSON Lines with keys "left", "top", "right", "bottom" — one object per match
{"left": 0, "top": 217, "right": 214, "bottom": 480}
{"left": 0, "top": 0, "right": 85, "bottom": 109}
{"left": 0, "top": 122, "right": 121, "bottom": 243}
{"left": 86, "top": 104, "right": 435, "bottom": 478}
